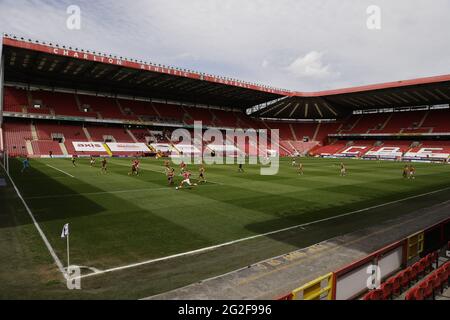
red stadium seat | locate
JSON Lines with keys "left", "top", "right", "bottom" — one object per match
{"left": 443, "top": 262, "right": 450, "bottom": 285}
{"left": 386, "top": 276, "right": 401, "bottom": 296}
{"left": 370, "top": 289, "right": 383, "bottom": 300}
{"left": 362, "top": 289, "right": 383, "bottom": 300}
{"left": 430, "top": 251, "right": 439, "bottom": 269}
{"left": 399, "top": 270, "right": 411, "bottom": 290}
{"left": 362, "top": 291, "right": 373, "bottom": 300}
{"left": 436, "top": 268, "right": 448, "bottom": 293}
{"left": 423, "top": 254, "right": 433, "bottom": 273}
{"left": 420, "top": 259, "right": 429, "bottom": 276}
{"left": 405, "top": 287, "right": 424, "bottom": 300}
{"left": 414, "top": 261, "right": 425, "bottom": 278}
{"left": 381, "top": 282, "right": 393, "bottom": 300}
{"left": 419, "top": 279, "right": 434, "bottom": 300}
{"left": 430, "top": 274, "right": 442, "bottom": 298}
{"left": 408, "top": 265, "right": 418, "bottom": 284}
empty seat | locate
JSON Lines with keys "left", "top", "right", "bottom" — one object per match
{"left": 419, "top": 280, "right": 433, "bottom": 300}
{"left": 386, "top": 276, "right": 401, "bottom": 296}
{"left": 399, "top": 270, "right": 411, "bottom": 290}
{"left": 405, "top": 287, "right": 424, "bottom": 300}
{"left": 380, "top": 282, "right": 393, "bottom": 300}
{"left": 363, "top": 289, "right": 383, "bottom": 300}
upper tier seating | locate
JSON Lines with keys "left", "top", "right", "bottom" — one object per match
{"left": 78, "top": 95, "right": 137, "bottom": 120}
{"left": 3, "top": 87, "right": 28, "bottom": 113}
{"left": 30, "top": 90, "right": 98, "bottom": 118}
{"left": 152, "top": 103, "right": 185, "bottom": 120}
{"left": 376, "top": 111, "right": 427, "bottom": 134}
{"left": 291, "top": 123, "right": 318, "bottom": 140}
{"left": 422, "top": 109, "right": 450, "bottom": 133}
{"left": 315, "top": 122, "right": 342, "bottom": 142}
{"left": 265, "top": 122, "right": 295, "bottom": 140}
{"left": 183, "top": 107, "right": 214, "bottom": 126}
{"left": 119, "top": 100, "right": 159, "bottom": 119}
{"left": 210, "top": 109, "right": 239, "bottom": 127}
{"left": 346, "top": 113, "right": 390, "bottom": 134}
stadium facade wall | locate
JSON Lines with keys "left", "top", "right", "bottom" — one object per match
{"left": 277, "top": 217, "right": 450, "bottom": 300}
{"left": 3, "top": 36, "right": 291, "bottom": 97}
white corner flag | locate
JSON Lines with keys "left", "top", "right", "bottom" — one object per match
{"left": 61, "top": 223, "right": 69, "bottom": 238}
{"left": 61, "top": 223, "right": 70, "bottom": 270}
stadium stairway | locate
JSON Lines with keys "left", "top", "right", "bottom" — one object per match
{"left": 126, "top": 129, "right": 138, "bottom": 143}
{"left": 288, "top": 124, "right": 298, "bottom": 141}
{"left": 312, "top": 122, "right": 321, "bottom": 141}
{"left": 82, "top": 127, "right": 93, "bottom": 142}
{"left": 59, "top": 143, "right": 69, "bottom": 156}
{"left": 25, "top": 140, "right": 34, "bottom": 156}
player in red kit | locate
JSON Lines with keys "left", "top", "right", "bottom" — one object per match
{"left": 180, "top": 161, "right": 187, "bottom": 173}
{"left": 134, "top": 158, "right": 140, "bottom": 174}
{"left": 176, "top": 170, "right": 197, "bottom": 190}
{"left": 128, "top": 159, "right": 139, "bottom": 176}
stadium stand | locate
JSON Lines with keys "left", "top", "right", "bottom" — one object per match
{"left": 210, "top": 109, "right": 241, "bottom": 128}
{"left": 310, "top": 141, "right": 349, "bottom": 156}
{"left": 3, "top": 121, "right": 33, "bottom": 157}
{"left": 362, "top": 249, "right": 450, "bottom": 300}
{"left": 3, "top": 92, "right": 450, "bottom": 159}
{"left": 152, "top": 102, "right": 185, "bottom": 122}
{"left": 421, "top": 109, "right": 450, "bottom": 133}
{"left": 343, "top": 113, "right": 390, "bottom": 134}
{"left": 86, "top": 125, "right": 135, "bottom": 143}
{"left": 129, "top": 128, "right": 152, "bottom": 143}
{"left": 31, "top": 140, "right": 63, "bottom": 156}
{"left": 376, "top": 111, "right": 429, "bottom": 134}
{"left": 1, "top": 36, "right": 450, "bottom": 162}
{"left": 3, "top": 87, "right": 28, "bottom": 113}
{"left": 118, "top": 99, "right": 159, "bottom": 119}
{"left": 78, "top": 95, "right": 137, "bottom": 120}
{"left": 30, "top": 90, "right": 98, "bottom": 118}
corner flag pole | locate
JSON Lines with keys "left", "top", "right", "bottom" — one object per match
{"left": 67, "top": 232, "right": 70, "bottom": 270}
{"left": 61, "top": 223, "right": 70, "bottom": 271}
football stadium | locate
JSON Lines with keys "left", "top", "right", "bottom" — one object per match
{"left": 0, "top": 2, "right": 449, "bottom": 304}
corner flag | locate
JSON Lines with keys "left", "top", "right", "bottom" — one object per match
{"left": 61, "top": 223, "right": 69, "bottom": 238}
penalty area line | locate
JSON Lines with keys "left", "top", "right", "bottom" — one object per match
{"left": 78, "top": 185, "right": 450, "bottom": 280}
{"left": 46, "top": 164, "right": 75, "bottom": 178}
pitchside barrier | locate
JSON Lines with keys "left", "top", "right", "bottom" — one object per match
{"left": 277, "top": 217, "right": 450, "bottom": 300}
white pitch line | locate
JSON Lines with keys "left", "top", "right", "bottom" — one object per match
{"left": 46, "top": 164, "right": 75, "bottom": 178}
{"left": 78, "top": 185, "right": 450, "bottom": 280}
{"left": 1, "top": 164, "right": 68, "bottom": 280}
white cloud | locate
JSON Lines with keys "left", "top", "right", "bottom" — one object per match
{"left": 287, "top": 51, "right": 339, "bottom": 79}
{"left": 1, "top": 0, "right": 450, "bottom": 92}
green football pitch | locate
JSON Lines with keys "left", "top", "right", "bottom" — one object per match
{"left": 0, "top": 157, "right": 449, "bottom": 299}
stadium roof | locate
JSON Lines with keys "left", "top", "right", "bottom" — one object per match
{"left": 1, "top": 35, "right": 289, "bottom": 109}
{"left": 2, "top": 34, "right": 450, "bottom": 118}
{"left": 253, "top": 75, "right": 450, "bottom": 119}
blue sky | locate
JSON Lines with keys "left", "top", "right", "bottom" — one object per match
{"left": 1, "top": 0, "right": 450, "bottom": 91}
